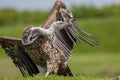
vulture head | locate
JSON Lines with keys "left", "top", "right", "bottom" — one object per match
{"left": 49, "top": 21, "right": 71, "bottom": 32}
{"left": 22, "top": 21, "right": 71, "bottom": 45}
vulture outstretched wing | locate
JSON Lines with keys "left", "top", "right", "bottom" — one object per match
{"left": 0, "top": 37, "right": 39, "bottom": 76}
{"left": 43, "top": 0, "right": 98, "bottom": 58}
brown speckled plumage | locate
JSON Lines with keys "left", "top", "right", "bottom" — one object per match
{"left": 25, "top": 38, "right": 64, "bottom": 67}
{"left": 25, "top": 36, "right": 67, "bottom": 75}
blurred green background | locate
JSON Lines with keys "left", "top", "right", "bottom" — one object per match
{"left": 0, "top": 3, "right": 120, "bottom": 79}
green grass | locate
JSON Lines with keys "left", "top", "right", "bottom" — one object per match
{"left": 0, "top": 24, "right": 26, "bottom": 37}
{"left": 74, "top": 17, "right": 120, "bottom": 53}
{"left": 0, "top": 53, "right": 120, "bottom": 80}
{"left": 0, "top": 75, "right": 111, "bottom": 80}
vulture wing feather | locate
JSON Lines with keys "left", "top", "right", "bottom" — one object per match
{"left": 0, "top": 37, "right": 39, "bottom": 77}
{"left": 43, "top": 0, "right": 98, "bottom": 58}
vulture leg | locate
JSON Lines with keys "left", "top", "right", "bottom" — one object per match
{"left": 58, "top": 64, "right": 73, "bottom": 76}
{"left": 45, "top": 60, "right": 59, "bottom": 77}
{"left": 45, "top": 60, "right": 52, "bottom": 76}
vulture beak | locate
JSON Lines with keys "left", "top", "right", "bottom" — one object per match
{"left": 65, "top": 22, "right": 72, "bottom": 28}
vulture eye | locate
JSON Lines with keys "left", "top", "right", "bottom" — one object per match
{"left": 60, "top": 22, "right": 63, "bottom": 25}
{"left": 30, "top": 37, "right": 33, "bottom": 41}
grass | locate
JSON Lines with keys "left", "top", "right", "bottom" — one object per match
{"left": 0, "top": 53, "right": 120, "bottom": 80}
{"left": 0, "top": 75, "right": 111, "bottom": 80}
{"left": 76, "top": 16, "right": 120, "bottom": 53}
{"left": 0, "top": 17, "right": 120, "bottom": 79}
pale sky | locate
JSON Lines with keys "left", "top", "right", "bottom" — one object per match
{"left": 0, "top": 0, "right": 120, "bottom": 11}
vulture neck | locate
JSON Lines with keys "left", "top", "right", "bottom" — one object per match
{"left": 41, "top": 21, "right": 69, "bottom": 36}
{"left": 47, "top": 23, "right": 66, "bottom": 35}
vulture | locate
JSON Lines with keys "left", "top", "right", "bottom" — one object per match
{"left": 0, "top": 0, "right": 98, "bottom": 77}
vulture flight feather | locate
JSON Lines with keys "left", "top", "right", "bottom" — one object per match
{"left": 0, "top": 0, "right": 98, "bottom": 77}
